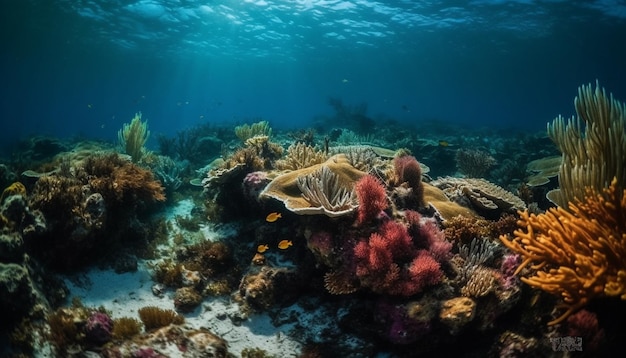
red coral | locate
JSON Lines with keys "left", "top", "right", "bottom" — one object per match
{"left": 355, "top": 174, "right": 388, "bottom": 224}
{"left": 393, "top": 156, "right": 424, "bottom": 207}
{"left": 379, "top": 221, "right": 413, "bottom": 259}
{"left": 353, "top": 220, "right": 443, "bottom": 296}
{"left": 405, "top": 250, "right": 443, "bottom": 292}
{"left": 565, "top": 309, "right": 605, "bottom": 351}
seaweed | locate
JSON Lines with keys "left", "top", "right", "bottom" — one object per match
{"left": 137, "top": 306, "right": 184, "bottom": 331}
{"left": 111, "top": 317, "right": 143, "bottom": 340}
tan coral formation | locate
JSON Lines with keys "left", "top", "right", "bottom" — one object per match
{"left": 439, "top": 297, "right": 476, "bottom": 335}
{"left": 275, "top": 143, "right": 327, "bottom": 170}
{"left": 260, "top": 154, "right": 365, "bottom": 217}
{"left": 422, "top": 183, "right": 478, "bottom": 221}
{"left": 525, "top": 156, "right": 561, "bottom": 187}
{"left": 431, "top": 177, "right": 526, "bottom": 214}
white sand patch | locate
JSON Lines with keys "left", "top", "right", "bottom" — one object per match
{"left": 63, "top": 262, "right": 302, "bottom": 356}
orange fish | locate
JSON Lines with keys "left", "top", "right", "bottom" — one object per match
{"left": 278, "top": 240, "right": 292, "bottom": 250}
{"left": 257, "top": 244, "right": 269, "bottom": 253}
{"left": 266, "top": 212, "right": 282, "bottom": 222}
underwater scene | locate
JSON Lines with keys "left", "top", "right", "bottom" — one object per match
{"left": 1, "top": 0, "right": 626, "bottom": 357}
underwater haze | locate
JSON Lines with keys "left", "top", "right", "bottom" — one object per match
{"left": 2, "top": 0, "right": 626, "bottom": 146}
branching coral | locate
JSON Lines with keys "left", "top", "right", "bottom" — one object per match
{"left": 499, "top": 177, "right": 626, "bottom": 325}
{"left": 275, "top": 142, "right": 327, "bottom": 170}
{"left": 455, "top": 148, "right": 496, "bottom": 178}
{"left": 234, "top": 120, "right": 272, "bottom": 142}
{"left": 118, "top": 112, "right": 150, "bottom": 163}
{"left": 547, "top": 81, "right": 626, "bottom": 208}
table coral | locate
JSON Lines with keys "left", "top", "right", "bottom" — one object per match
{"left": 260, "top": 154, "right": 365, "bottom": 217}
{"left": 500, "top": 177, "right": 626, "bottom": 325}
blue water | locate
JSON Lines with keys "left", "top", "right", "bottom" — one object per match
{"left": 2, "top": 0, "right": 625, "bottom": 149}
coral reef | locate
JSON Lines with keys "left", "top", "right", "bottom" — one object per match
{"left": 25, "top": 152, "right": 165, "bottom": 268}
{"left": 275, "top": 142, "right": 327, "bottom": 170}
{"left": 101, "top": 325, "right": 228, "bottom": 358}
{"left": 500, "top": 177, "right": 626, "bottom": 324}
{"left": 234, "top": 120, "right": 272, "bottom": 142}
{"left": 455, "top": 148, "right": 496, "bottom": 178}
{"left": 432, "top": 177, "right": 526, "bottom": 219}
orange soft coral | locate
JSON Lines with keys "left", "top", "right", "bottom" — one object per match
{"left": 500, "top": 177, "right": 626, "bottom": 325}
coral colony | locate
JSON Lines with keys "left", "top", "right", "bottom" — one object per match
{"left": 1, "top": 82, "right": 625, "bottom": 356}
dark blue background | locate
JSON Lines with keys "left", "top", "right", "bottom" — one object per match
{"left": 2, "top": 0, "right": 625, "bottom": 149}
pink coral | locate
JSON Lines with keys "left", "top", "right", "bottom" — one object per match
{"left": 242, "top": 171, "right": 269, "bottom": 202}
{"left": 84, "top": 311, "right": 113, "bottom": 344}
{"left": 355, "top": 174, "right": 388, "bottom": 225}
{"left": 353, "top": 221, "right": 443, "bottom": 296}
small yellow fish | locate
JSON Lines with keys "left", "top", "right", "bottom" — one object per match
{"left": 266, "top": 212, "right": 282, "bottom": 222}
{"left": 438, "top": 140, "right": 450, "bottom": 147}
{"left": 257, "top": 244, "right": 269, "bottom": 253}
{"left": 278, "top": 240, "right": 292, "bottom": 250}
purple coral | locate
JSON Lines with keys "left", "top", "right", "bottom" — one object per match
{"left": 133, "top": 347, "right": 167, "bottom": 358}
{"left": 500, "top": 253, "right": 521, "bottom": 289}
{"left": 242, "top": 171, "right": 269, "bottom": 202}
{"left": 376, "top": 300, "right": 431, "bottom": 344}
{"left": 84, "top": 311, "right": 113, "bottom": 344}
